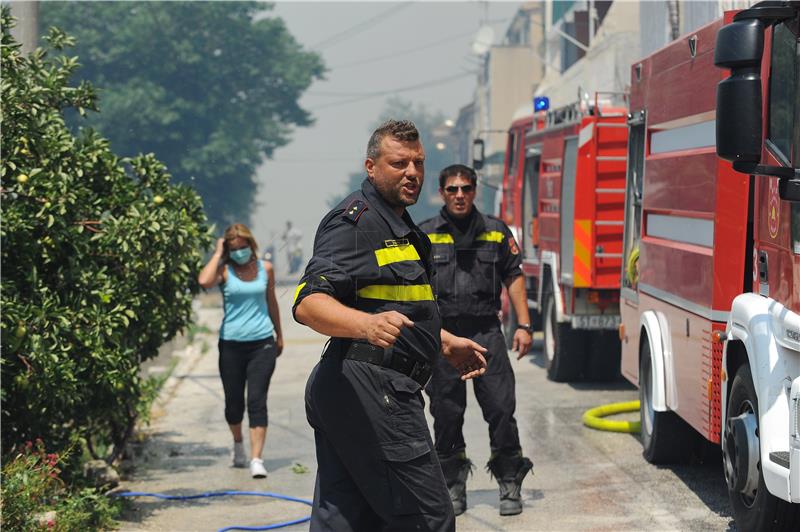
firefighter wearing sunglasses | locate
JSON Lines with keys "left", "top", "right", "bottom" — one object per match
{"left": 419, "top": 164, "right": 534, "bottom": 517}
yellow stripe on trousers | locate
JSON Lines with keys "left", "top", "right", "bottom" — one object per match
{"left": 357, "top": 284, "right": 434, "bottom": 301}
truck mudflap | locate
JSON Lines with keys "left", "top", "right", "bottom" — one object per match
{"left": 724, "top": 292, "right": 800, "bottom": 504}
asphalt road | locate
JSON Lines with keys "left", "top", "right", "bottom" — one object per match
{"left": 118, "top": 285, "right": 735, "bottom": 531}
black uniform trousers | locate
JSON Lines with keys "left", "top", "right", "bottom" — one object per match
{"left": 305, "top": 345, "right": 455, "bottom": 532}
{"left": 427, "top": 317, "right": 521, "bottom": 458}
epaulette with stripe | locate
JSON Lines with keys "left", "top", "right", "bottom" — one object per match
{"left": 342, "top": 199, "right": 367, "bottom": 224}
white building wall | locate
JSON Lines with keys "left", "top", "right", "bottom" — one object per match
{"left": 535, "top": 1, "right": 640, "bottom": 109}
{"left": 640, "top": 1, "right": 672, "bottom": 58}
{"left": 641, "top": 1, "right": 756, "bottom": 59}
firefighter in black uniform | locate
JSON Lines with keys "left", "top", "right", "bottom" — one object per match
{"left": 419, "top": 164, "right": 534, "bottom": 517}
{"left": 293, "top": 121, "right": 488, "bottom": 532}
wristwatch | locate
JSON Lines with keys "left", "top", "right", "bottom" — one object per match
{"left": 516, "top": 323, "right": 534, "bottom": 334}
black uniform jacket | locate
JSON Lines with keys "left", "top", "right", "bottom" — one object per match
{"left": 292, "top": 179, "right": 441, "bottom": 364}
{"left": 418, "top": 210, "right": 522, "bottom": 318}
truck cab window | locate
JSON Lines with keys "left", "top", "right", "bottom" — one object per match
{"left": 770, "top": 20, "right": 800, "bottom": 255}
{"left": 767, "top": 20, "right": 798, "bottom": 165}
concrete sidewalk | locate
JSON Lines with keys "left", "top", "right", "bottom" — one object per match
{"left": 118, "top": 288, "right": 322, "bottom": 531}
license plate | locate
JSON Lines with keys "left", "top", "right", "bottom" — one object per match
{"left": 571, "top": 315, "right": 621, "bottom": 330}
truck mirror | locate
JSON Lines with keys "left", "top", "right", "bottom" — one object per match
{"left": 779, "top": 180, "right": 800, "bottom": 202}
{"left": 714, "top": 3, "right": 800, "bottom": 200}
{"left": 714, "top": 18, "right": 765, "bottom": 167}
{"left": 472, "top": 139, "right": 485, "bottom": 170}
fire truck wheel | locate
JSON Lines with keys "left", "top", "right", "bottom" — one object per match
{"left": 725, "top": 365, "right": 800, "bottom": 531}
{"left": 543, "top": 293, "right": 586, "bottom": 382}
{"left": 585, "top": 330, "right": 621, "bottom": 381}
{"left": 639, "top": 341, "right": 692, "bottom": 464}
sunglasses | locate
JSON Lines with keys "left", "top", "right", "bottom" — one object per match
{"left": 444, "top": 184, "right": 475, "bottom": 194}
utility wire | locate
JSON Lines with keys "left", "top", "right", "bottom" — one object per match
{"left": 310, "top": 3, "right": 412, "bottom": 50}
{"left": 324, "top": 15, "right": 514, "bottom": 71}
{"left": 327, "top": 29, "right": 476, "bottom": 70}
{"left": 311, "top": 71, "right": 474, "bottom": 111}
{"left": 308, "top": 68, "right": 476, "bottom": 100}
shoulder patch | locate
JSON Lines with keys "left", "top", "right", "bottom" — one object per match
{"left": 342, "top": 199, "right": 368, "bottom": 224}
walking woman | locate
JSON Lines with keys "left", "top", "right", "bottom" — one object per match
{"left": 198, "top": 223, "right": 283, "bottom": 478}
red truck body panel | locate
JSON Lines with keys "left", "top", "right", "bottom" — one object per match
{"left": 621, "top": 11, "right": 798, "bottom": 442}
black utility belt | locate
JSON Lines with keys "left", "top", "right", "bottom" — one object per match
{"left": 339, "top": 340, "right": 432, "bottom": 387}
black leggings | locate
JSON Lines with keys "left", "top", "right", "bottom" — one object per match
{"left": 218, "top": 337, "right": 277, "bottom": 427}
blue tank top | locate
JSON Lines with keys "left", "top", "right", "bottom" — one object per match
{"left": 219, "top": 261, "right": 274, "bottom": 341}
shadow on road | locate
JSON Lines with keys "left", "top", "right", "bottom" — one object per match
{"left": 657, "top": 444, "right": 736, "bottom": 531}
{"left": 459, "top": 488, "right": 544, "bottom": 531}
{"left": 567, "top": 379, "right": 635, "bottom": 392}
{"left": 522, "top": 346, "right": 635, "bottom": 392}
{"left": 124, "top": 433, "right": 228, "bottom": 479}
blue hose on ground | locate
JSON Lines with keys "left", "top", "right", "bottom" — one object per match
{"left": 114, "top": 490, "right": 312, "bottom": 531}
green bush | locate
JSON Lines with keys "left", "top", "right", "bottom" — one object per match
{"left": 0, "top": 439, "right": 120, "bottom": 531}
{"left": 0, "top": 8, "right": 212, "bottom": 465}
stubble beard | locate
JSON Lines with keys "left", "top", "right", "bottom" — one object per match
{"left": 373, "top": 179, "right": 419, "bottom": 208}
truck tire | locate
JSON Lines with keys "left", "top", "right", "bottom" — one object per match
{"left": 585, "top": 330, "right": 621, "bottom": 381}
{"left": 639, "top": 341, "right": 692, "bottom": 463}
{"left": 542, "top": 293, "right": 586, "bottom": 382}
{"left": 725, "top": 365, "right": 800, "bottom": 531}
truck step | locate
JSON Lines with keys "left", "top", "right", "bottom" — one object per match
{"left": 769, "top": 451, "right": 790, "bottom": 469}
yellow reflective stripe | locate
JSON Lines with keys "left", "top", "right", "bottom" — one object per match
{"left": 292, "top": 282, "right": 307, "bottom": 305}
{"left": 374, "top": 244, "right": 420, "bottom": 267}
{"left": 476, "top": 231, "right": 504, "bottom": 243}
{"left": 427, "top": 233, "right": 454, "bottom": 244}
{"left": 357, "top": 284, "right": 434, "bottom": 301}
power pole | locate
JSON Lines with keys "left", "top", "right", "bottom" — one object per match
{"left": 8, "top": 1, "right": 39, "bottom": 55}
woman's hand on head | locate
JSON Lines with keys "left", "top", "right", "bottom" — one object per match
{"left": 215, "top": 238, "right": 226, "bottom": 256}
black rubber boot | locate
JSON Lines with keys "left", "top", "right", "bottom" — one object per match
{"left": 439, "top": 452, "right": 473, "bottom": 516}
{"left": 487, "top": 453, "right": 534, "bottom": 516}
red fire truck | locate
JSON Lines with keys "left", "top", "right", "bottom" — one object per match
{"left": 498, "top": 96, "right": 628, "bottom": 381}
{"left": 620, "top": 2, "right": 799, "bottom": 527}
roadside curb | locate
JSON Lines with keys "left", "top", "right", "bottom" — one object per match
{"left": 151, "top": 302, "right": 220, "bottom": 417}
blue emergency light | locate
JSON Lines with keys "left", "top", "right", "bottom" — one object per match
{"left": 534, "top": 96, "right": 550, "bottom": 112}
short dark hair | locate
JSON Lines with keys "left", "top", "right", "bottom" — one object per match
{"left": 366, "top": 119, "right": 420, "bottom": 160}
{"left": 439, "top": 164, "right": 477, "bottom": 189}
